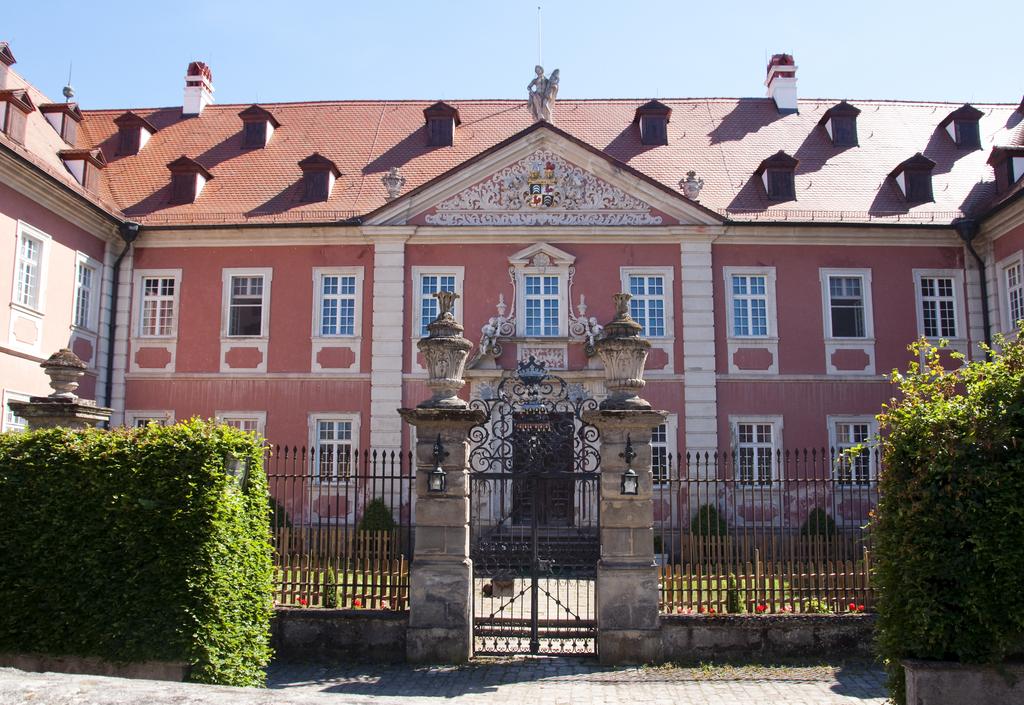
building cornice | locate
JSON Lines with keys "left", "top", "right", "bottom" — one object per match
{"left": 979, "top": 197, "right": 1024, "bottom": 242}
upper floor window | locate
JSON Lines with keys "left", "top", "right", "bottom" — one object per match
{"left": 628, "top": 275, "right": 666, "bottom": 337}
{"left": 139, "top": 275, "right": 177, "bottom": 337}
{"left": 73, "top": 257, "right": 99, "bottom": 330}
{"left": 228, "top": 275, "right": 266, "bottom": 337}
{"left": 730, "top": 275, "right": 768, "bottom": 337}
{"left": 319, "top": 274, "right": 357, "bottom": 336}
{"left": 419, "top": 273, "right": 457, "bottom": 336}
{"left": 13, "top": 227, "right": 45, "bottom": 310}
{"left": 733, "top": 419, "right": 779, "bottom": 486}
{"left": 1006, "top": 261, "right": 1023, "bottom": 330}
{"left": 524, "top": 274, "right": 560, "bottom": 336}
{"left": 915, "top": 273, "right": 960, "bottom": 339}
{"left": 821, "top": 270, "right": 873, "bottom": 339}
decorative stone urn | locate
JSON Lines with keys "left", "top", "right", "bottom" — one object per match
{"left": 594, "top": 293, "right": 651, "bottom": 410}
{"left": 42, "top": 348, "right": 87, "bottom": 399}
{"left": 417, "top": 291, "right": 473, "bottom": 408}
{"left": 7, "top": 348, "right": 112, "bottom": 430}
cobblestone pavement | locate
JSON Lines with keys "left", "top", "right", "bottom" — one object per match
{"left": 0, "top": 659, "right": 888, "bottom": 704}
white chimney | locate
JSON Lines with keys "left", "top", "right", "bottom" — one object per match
{"left": 765, "top": 53, "right": 798, "bottom": 114}
{"left": 183, "top": 61, "right": 214, "bottom": 116}
{"left": 0, "top": 42, "right": 16, "bottom": 91}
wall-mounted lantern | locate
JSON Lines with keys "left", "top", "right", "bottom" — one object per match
{"left": 620, "top": 434, "right": 639, "bottom": 496}
{"left": 225, "top": 453, "right": 251, "bottom": 490}
{"left": 428, "top": 434, "right": 449, "bottom": 493}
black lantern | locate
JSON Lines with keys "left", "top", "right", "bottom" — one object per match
{"left": 619, "top": 434, "right": 639, "bottom": 496}
{"left": 428, "top": 434, "right": 449, "bottom": 493}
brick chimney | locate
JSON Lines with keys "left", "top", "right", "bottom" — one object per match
{"left": 765, "top": 53, "right": 798, "bottom": 114}
{"left": 183, "top": 61, "right": 214, "bottom": 116}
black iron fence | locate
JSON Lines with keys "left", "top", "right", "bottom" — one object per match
{"left": 654, "top": 449, "right": 880, "bottom": 615}
{"left": 265, "top": 446, "right": 414, "bottom": 610}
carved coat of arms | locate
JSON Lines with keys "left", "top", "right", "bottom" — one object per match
{"left": 526, "top": 161, "right": 559, "bottom": 208}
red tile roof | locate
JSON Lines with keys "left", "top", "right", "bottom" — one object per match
{"left": 66, "top": 97, "right": 1023, "bottom": 226}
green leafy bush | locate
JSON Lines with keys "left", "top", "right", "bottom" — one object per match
{"left": 691, "top": 504, "right": 728, "bottom": 537}
{"left": 358, "top": 497, "right": 396, "bottom": 533}
{"left": 725, "top": 573, "right": 745, "bottom": 614}
{"left": 874, "top": 338, "right": 1024, "bottom": 704}
{"left": 800, "top": 508, "right": 837, "bottom": 537}
{"left": 0, "top": 419, "right": 273, "bottom": 686}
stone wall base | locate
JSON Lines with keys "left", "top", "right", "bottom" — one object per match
{"left": 904, "top": 659, "right": 1024, "bottom": 705}
{"left": 598, "top": 629, "right": 661, "bottom": 665}
{"left": 272, "top": 608, "right": 407, "bottom": 663}
{"left": 0, "top": 653, "right": 188, "bottom": 681}
{"left": 406, "top": 627, "right": 472, "bottom": 664}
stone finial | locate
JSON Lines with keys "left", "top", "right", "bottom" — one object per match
{"left": 679, "top": 170, "right": 704, "bottom": 200}
{"left": 7, "top": 348, "right": 111, "bottom": 430}
{"left": 382, "top": 167, "right": 406, "bottom": 201}
{"left": 417, "top": 292, "right": 473, "bottom": 408}
{"left": 42, "top": 348, "right": 87, "bottom": 400}
{"left": 594, "top": 293, "right": 651, "bottom": 410}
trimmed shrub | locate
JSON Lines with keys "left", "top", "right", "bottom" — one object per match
{"left": 358, "top": 497, "right": 396, "bottom": 533}
{"left": 800, "top": 508, "right": 837, "bottom": 537}
{"left": 691, "top": 504, "right": 728, "bottom": 537}
{"left": 0, "top": 419, "right": 273, "bottom": 686}
{"left": 725, "top": 573, "right": 744, "bottom": 614}
{"left": 874, "top": 339, "right": 1024, "bottom": 704}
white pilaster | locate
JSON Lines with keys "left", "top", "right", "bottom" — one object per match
{"left": 963, "top": 242, "right": 988, "bottom": 360}
{"left": 680, "top": 240, "right": 718, "bottom": 454}
{"left": 106, "top": 245, "right": 133, "bottom": 425}
{"left": 369, "top": 237, "right": 408, "bottom": 450}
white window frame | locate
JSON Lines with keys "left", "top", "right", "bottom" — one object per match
{"left": 510, "top": 245, "right": 574, "bottom": 339}
{"left": 724, "top": 267, "right": 777, "bottom": 339}
{"left": 72, "top": 252, "right": 102, "bottom": 332}
{"left": 912, "top": 269, "right": 965, "bottom": 343}
{"left": 10, "top": 221, "right": 51, "bottom": 315}
{"left": 135, "top": 269, "right": 182, "bottom": 339}
{"left": 312, "top": 267, "right": 363, "bottom": 338}
{"left": 2, "top": 390, "right": 30, "bottom": 432}
{"left": 222, "top": 267, "right": 273, "bottom": 339}
{"left": 819, "top": 268, "right": 874, "bottom": 340}
{"left": 827, "top": 415, "right": 878, "bottom": 487}
{"left": 125, "top": 410, "right": 175, "bottom": 427}
{"left": 651, "top": 413, "right": 679, "bottom": 485}
{"left": 308, "top": 413, "right": 361, "bottom": 484}
{"left": 619, "top": 267, "right": 674, "bottom": 340}
{"left": 998, "top": 252, "right": 1024, "bottom": 335}
{"left": 216, "top": 410, "right": 267, "bottom": 436}
{"left": 522, "top": 272, "right": 563, "bottom": 337}
{"left": 729, "top": 415, "right": 783, "bottom": 486}
{"left": 412, "top": 267, "right": 464, "bottom": 338}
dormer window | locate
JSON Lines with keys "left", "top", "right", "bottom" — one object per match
{"left": 39, "top": 103, "right": 83, "bottom": 145}
{"left": 423, "top": 102, "right": 460, "bottom": 147}
{"left": 0, "top": 42, "right": 15, "bottom": 68}
{"left": 939, "top": 104, "right": 983, "bottom": 150}
{"left": 987, "top": 147, "right": 1024, "bottom": 193}
{"left": 634, "top": 100, "right": 671, "bottom": 146}
{"left": 238, "top": 104, "right": 279, "bottom": 148}
{"left": 0, "top": 89, "right": 35, "bottom": 144}
{"left": 114, "top": 111, "right": 157, "bottom": 156}
{"left": 167, "top": 156, "right": 213, "bottom": 204}
{"left": 818, "top": 100, "right": 860, "bottom": 147}
{"left": 298, "top": 153, "right": 340, "bottom": 202}
{"left": 889, "top": 153, "right": 935, "bottom": 204}
{"left": 59, "top": 148, "right": 106, "bottom": 192}
{"left": 755, "top": 151, "right": 798, "bottom": 202}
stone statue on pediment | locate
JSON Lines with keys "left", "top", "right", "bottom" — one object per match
{"left": 528, "top": 66, "right": 559, "bottom": 123}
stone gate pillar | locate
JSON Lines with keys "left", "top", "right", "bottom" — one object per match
{"left": 585, "top": 293, "right": 667, "bottom": 664}
{"left": 398, "top": 291, "right": 485, "bottom": 663}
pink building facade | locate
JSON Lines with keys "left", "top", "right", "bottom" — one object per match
{"left": 3, "top": 45, "right": 1024, "bottom": 485}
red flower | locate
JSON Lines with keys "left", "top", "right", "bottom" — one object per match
{"left": 857, "top": 604, "right": 865, "bottom": 612}
{"left": 755, "top": 604, "right": 767, "bottom": 613}
{"left": 297, "top": 597, "right": 308, "bottom": 607}
{"left": 848, "top": 602, "right": 857, "bottom": 611}
{"left": 708, "top": 607, "right": 716, "bottom": 614}
{"left": 353, "top": 598, "right": 362, "bottom": 608}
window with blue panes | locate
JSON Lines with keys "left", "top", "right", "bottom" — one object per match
{"left": 524, "top": 274, "right": 560, "bottom": 336}
{"left": 628, "top": 275, "right": 666, "bottom": 337}
{"left": 731, "top": 275, "right": 768, "bottom": 337}
{"left": 419, "top": 274, "right": 456, "bottom": 336}
{"left": 319, "top": 274, "right": 357, "bottom": 336}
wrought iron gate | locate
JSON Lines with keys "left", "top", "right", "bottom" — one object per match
{"left": 468, "top": 357, "right": 601, "bottom": 655}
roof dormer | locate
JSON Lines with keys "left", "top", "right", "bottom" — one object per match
{"left": 423, "top": 101, "right": 460, "bottom": 147}
{"left": 167, "top": 156, "right": 213, "bottom": 204}
{"left": 298, "top": 153, "right": 340, "bottom": 202}
{"left": 634, "top": 100, "right": 671, "bottom": 146}
{"left": 114, "top": 111, "right": 157, "bottom": 156}
{"left": 0, "top": 42, "right": 15, "bottom": 90}
{"left": 238, "top": 104, "right": 279, "bottom": 148}
{"left": 818, "top": 100, "right": 860, "bottom": 147}
{"left": 39, "top": 102, "right": 83, "bottom": 145}
{"left": 755, "top": 151, "right": 798, "bottom": 201}
{"left": 58, "top": 148, "right": 106, "bottom": 191}
{"left": 987, "top": 146, "right": 1024, "bottom": 193}
{"left": 0, "top": 89, "right": 35, "bottom": 144}
{"left": 889, "top": 153, "right": 935, "bottom": 203}
{"left": 939, "top": 104, "right": 983, "bottom": 150}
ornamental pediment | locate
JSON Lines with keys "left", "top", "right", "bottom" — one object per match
{"left": 418, "top": 150, "right": 666, "bottom": 226}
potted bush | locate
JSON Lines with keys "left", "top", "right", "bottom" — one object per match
{"left": 874, "top": 338, "right": 1024, "bottom": 705}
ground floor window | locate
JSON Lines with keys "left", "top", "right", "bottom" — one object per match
{"left": 312, "top": 416, "right": 358, "bottom": 482}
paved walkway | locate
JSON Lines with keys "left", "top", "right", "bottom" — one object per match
{"left": 0, "top": 659, "right": 888, "bottom": 704}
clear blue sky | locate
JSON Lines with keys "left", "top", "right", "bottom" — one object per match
{"left": 5, "top": 0, "right": 1020, "bottom": 109}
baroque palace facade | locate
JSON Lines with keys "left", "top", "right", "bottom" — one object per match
{"left": 2, "top": 44, "right": 1024, "bottom": 479}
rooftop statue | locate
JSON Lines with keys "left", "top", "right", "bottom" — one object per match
{"left": 527, "top": 66, "right": 559, "bottom": 123}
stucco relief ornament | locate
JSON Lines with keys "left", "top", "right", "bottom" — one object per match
{"left": 469, "top": 292, "right": 517, "bottom": 369}
{"left": 417, "top": 291, "right": 473, "bottom": 408}
{"left": 568, "top": 295, "right": 604, "bottom": 357}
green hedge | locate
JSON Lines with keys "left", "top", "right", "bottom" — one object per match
{"left": 0, "top": 419, "right": 273, "bottom": 686}
{"left": 874, "top": 339, "right": 1024, "bottom": 704}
